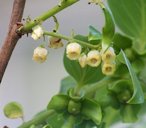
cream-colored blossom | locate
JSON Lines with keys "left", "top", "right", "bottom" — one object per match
{"left": 66, "top": 42, "right": 81, "bottom": 60}
{"left": 33, "top": 47, "right": 48, "bottom": 63}
{"left": 102, "top": 62, "right": 116, "bottom": 75}
{"left": 78, "top": 53, "right": 87, "bottom": 68}
{"left": 31, "top": 25, "right": 44, "bottom": 40}
{"left": 101, "top": 47, "right": 116, "bottom": 63}
{"left": 49, "top": 37, "right": 63, "bottom": 49}
{"left": 87, "top": 50, "right": 101, "bottom": 67}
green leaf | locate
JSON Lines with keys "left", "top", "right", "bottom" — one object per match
{"left": 132, "top": 58, "right": 145, "bottom": 74}
{"left": 108, "top": 0, "right": 146, "bottom": 54}
{"left": 139, "top": 59, "right": 146, "bottom": 84}
{"left": 102, "top": 8, "right": 115, "bottom": 47}
{"left": 64, "top": 36, "right": 104, "bottom": 85}
{"left": 94, "top": 85, "right": 119, "bottom": 108}
{"left": 29, "top": 125, "right": 36, "bottom": 128}
{"left": 42, "top": 124, "right": 52, "bottom": 128}
{"left": 61, "top": 115, "right": 76, "bottom": 128}
{"left": 88, "top": 26, "right": 102, "bottom": 42}
{"left": 75, "top": 34, "right": 99, "bottom": 45}
{"left": 64, "top": 55, "right": 104, "bottom": 85}
{"left": 103, "top": 107, "right": 120, "bottom": 127}
{"left": 47, "top": 94, "right": 69, "bottom": 111}
{"left": 30, "top": 124, "right": 45, "bottom": 128}
{"left": 113, "top": 33, "right": 132, "bottom": 54}
{"left": 120, "top": 104, "right": 141, "bottom": 123}
{"left": 46, "top": 112, "right": 65, "bottom": 128}
{"left": 74, "top": 35, "right": 88, "bottom": 43}
{"left": 3, "top": 102, "right": 24, "bottom": 119}
{"left": 117, "top": 50, "right": 144, "bottom": 104}
{"left": 81, "top": 98, "right": 102, "bottom": 125}
{"left": 75, "top": 120, "right": 97, "bottom": 128}
{"left": 60, "top": 76, "right": 76, "bottom": 94}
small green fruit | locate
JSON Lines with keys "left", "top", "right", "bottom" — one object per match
{"left": 68, "top": 100, "right": 81, "bottom": 115}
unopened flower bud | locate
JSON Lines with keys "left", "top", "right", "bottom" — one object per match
{"left": 66, "top": 42, "right": 81, "bottom": 60}
{"left": 33, "top": 47, "right": 48, "bottom": 63}
{"left": 101, "top": 47, "right": 116, "bottom": 63}
{"left": 31, "top": 25, "right": 44, "bottom": 40}
{"left": 78, "top": 53, "right": 87, "bottom": 68}
{"left": 87, "top": 50, "right": 101, "bottom": 67}
{"left": 49, "top": 37, "right": 63, "bottom": 49}
{"left": 102, "top": 63, "right": 116, "bottom": 75}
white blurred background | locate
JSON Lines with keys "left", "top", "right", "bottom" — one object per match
{"left": 0, "top": 0, "right": 104, "bottom": 127}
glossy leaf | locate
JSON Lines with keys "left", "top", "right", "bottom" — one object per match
{"left": 60, "top": 76, "right": 76, "bottom": 94}
{"left": 3, "top": 102, "right": 24, "bottom": 119}
{"left": 117, "top": 50, "right": 144, "bottom": 104}
{"left": 47, "top": 94, "right": 69, "bottom": 111}
{"left": 102, "top": 7, "right": 115, "bottom": 49}
{"left": 108, "top": 0, "right": 146, "bottom": 54}
{"left": 81, "top": 98, "right": 102, "bottom": 125}
{"left": 64, "top": 35, "right": 104, "bottom": 85}
{"left": 88, "top": 26, "right": 102, "bottom": 42}
{"left": 120, "top": 104, "right": 141, "bottom": 123}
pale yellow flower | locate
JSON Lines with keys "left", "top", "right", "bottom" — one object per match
{"left": 101, "top": 47, "right": 116, "bottom": 63}
{"left": 66, "top": 42, "right": 81, "bottom": 60}
{"left": 87, "top": 50, "right": 101, "bottom": 67}
{"left": 78, "top": 53, "right": 87, "bottom": 68}
{"left": 102, "top": 62, "right": 116, "bottom": 75}
{"left": 33, "top": 47, "right": 48, "bottom": 63}
{"left": 31, "top": 25, "right": 44, "bottom": 40}
{"left": 49, "top": 37, "right": 63, "bottom": 49}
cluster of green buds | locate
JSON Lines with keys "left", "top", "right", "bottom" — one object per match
{"left": 66, "top": 42, "right": 116, "bottom": 76}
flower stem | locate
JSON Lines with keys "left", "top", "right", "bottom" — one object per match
{"left": 18, "top": 110, "right": 55, "bottom": 128}
{"left": 19, "top": 0, "right": 79, "bottom": 34}
{"left": 44, "top": 31, "right": 100, "bottom": 49}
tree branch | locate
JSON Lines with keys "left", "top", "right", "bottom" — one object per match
{"left": 0, "top": 0, "right": 26, "bottom": 83}
{"left": 19, "top": 0, "right": 79, "bottom": 34}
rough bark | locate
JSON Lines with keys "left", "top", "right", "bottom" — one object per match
{"left": 0, "top": 0, "right": 26, "bottom": 83}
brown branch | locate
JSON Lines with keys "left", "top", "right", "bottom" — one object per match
{"left": 0, "top": 0, "right": 26, "bottom": 83}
